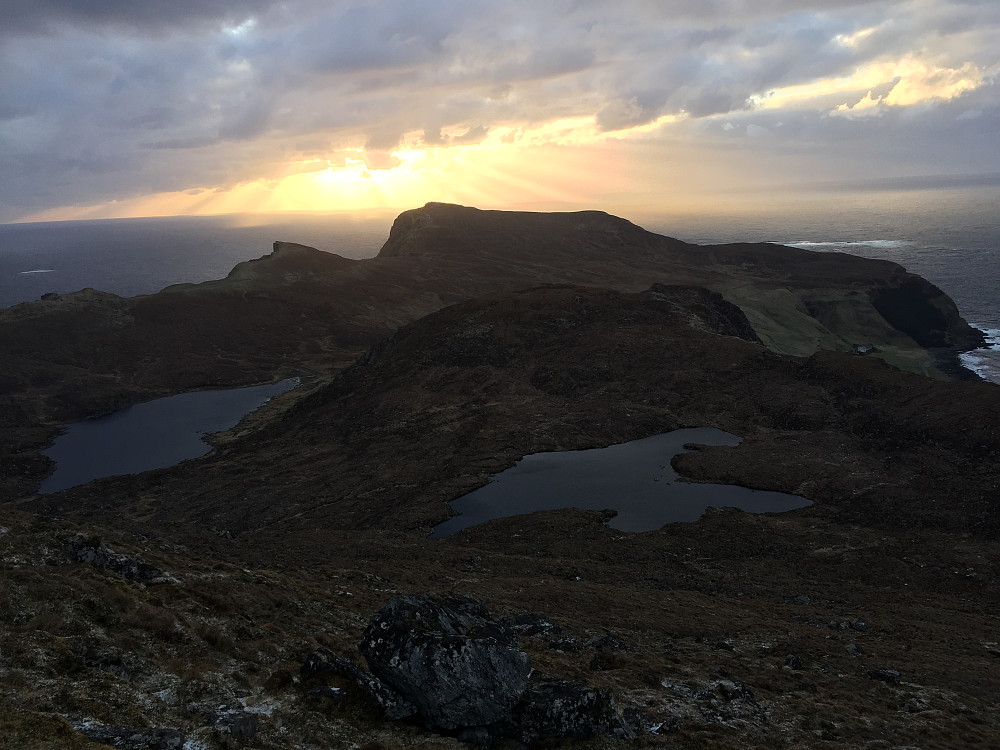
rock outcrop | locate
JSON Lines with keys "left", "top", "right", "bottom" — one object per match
{"left": 359, "top": 594, "right": 531, "bottom": 731}
{"left": 505, "top": 678, "right": 635, "bottom": 744}
{"left": 64, "top": 534, "right": 165, "bottom": 582}
{"left": 305, "top": 594, "right": 634, "bottom": 744}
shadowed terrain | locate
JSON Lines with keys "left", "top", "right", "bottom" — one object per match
{"left": 1, "top": 205, "right": 997, "bottom": 748}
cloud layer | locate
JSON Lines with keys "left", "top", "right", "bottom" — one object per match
{"left": 1, "top": 0, "right": 997, "bottom": 220}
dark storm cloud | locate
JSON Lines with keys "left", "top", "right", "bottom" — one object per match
{"left": 0, "top": 0, "right": 279, "bottom": 36}
{"left": 0, "top": 0, "right": 997, "bottom": 220}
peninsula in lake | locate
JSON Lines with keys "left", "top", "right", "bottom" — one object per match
{"left": 1, "top": 204, "right": 998, "bottom": 749}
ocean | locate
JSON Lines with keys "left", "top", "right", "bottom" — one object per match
{"left": 0, "top": 212, "right": 394, "bottom": 307}
{"left": 2, "top": 188, "right": 997, "bottom": 383}
{"left": 639, "top": 186, "right": 1000, "bottom": 384}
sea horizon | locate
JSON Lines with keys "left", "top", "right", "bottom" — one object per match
{"left": 3, "top": 189, "right": 997, "bottom": 382}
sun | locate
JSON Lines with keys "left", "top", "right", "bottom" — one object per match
{"left": 19, "top": 116, "right": 675, "bottom": 222}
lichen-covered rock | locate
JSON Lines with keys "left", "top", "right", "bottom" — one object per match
{"left": 359, "top": 594, "right": 531, "bottom": 731}
{"left": 64, "top": 535, "right": 164, "bottom": 581}
{"left": 300, "top": 647, "right": 417, "bottom": 720}
{"left": 506, "top": 678, "right": 636, "bottom": 744}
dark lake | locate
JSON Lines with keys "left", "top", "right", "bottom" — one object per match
{"left": 39, "top": 379, "right": 298, "bottom": 493}
{"left": 431, "top": 428, "right": 811, "bottom": 537}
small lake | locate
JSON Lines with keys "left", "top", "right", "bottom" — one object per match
{"left": 431, "top": 428, "right": 811, "bottom": 537}
{"left": 39, "top": 379, "right": 298, "bottom": 494}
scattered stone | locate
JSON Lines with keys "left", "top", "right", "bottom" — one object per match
{"left": 308, "top": 686, "right": 345, "bottom": 703}
{"left": 205, "top": 707, "right": 258, "bottom": 740}
{"left": 78, "top": 725, "right": 184, "bottom": 750}
{"left": 64, "top": 535, "right": 164, "bottom": 582}
{"left": 647, "top": 717, "right": 680, "bottom": 734}
{"left": 785, "top": 654, "right": 803, "bottom": 670}
{"left": 850, "top": 619, "right": 868, "bottom": 632}
{"left": 498, "top": 612, "right": 562, "bottom": 637}
{"left": 899, "top": 695, "right": 931, "bottom": 713}
{"left": 869, "top": 669, "right": 902, "bottom": 684}
{"left": 300, "top": 646, "right": 340, "bottom": 682}
{"left": 791, "top": 594, "right": 811, "bottom": 605}
{"left": 548, "top": 636, "right": 584, "bottom": 652}
{"left": 716, "top": 638, "right": 736, "bottom": 651}
{"left": 659, "top": 678, "right": 765, "bottom": 726}
{"left": 587, "top": 631, "right": 626, "bottom": 650}
{"left": 505, "top": 678, "right": 636, "bottom": 744}
{"left": 845, "top": 644, "right": 863, "bottom": 657}
{"left": 359, "top": 594, "right": 531, "bottom": 731}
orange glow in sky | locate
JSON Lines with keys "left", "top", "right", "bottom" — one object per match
{"left": 5, "top": 1, "right": 997, "bottom": 226}
{"left": 19, "top": 115, "right": 682, "bottom": 222}
{"left": 16, "top": 49, "right": 990, "bottom": 225}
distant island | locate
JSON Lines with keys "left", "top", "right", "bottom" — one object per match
{"left": 1, "top": 204, "right": 997, "bottom": 749}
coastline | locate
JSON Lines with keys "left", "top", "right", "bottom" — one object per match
{"left": 959, "top": 326, "right": 1000, "bottom": 384}
{"left": 932, "top": 347, "right": 988, "bottom": 381}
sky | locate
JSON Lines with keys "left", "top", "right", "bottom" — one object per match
{"left": 1, "top": 0, "right": 998, "bottom": 223}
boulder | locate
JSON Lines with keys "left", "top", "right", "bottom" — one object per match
{"left": 359, "top": 594, "right": 531, "bottom": 731}
{"left": 301, "top": 647, "right": 416, "bottom": 720}
{"left": 506, "top": 678, "right": 636, "bottom": 744}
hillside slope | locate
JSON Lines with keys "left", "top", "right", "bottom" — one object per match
{"left": 0, "top": 204, "right": 985, "bottom": 501}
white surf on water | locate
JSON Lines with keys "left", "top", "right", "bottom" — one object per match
{"left": 783, "top": 239, "right": 1000, "bottom": 384}
{"left": 785, "top": 240, "right": 914, "bottom": 251}
{"left": 2, "top": 189, "right": 997, "bottom": 382}
{"left": 961, "top": 328, "right": 1000, "bottom": 382}
{"left": 644, "top": 187, "right": 1000, "bottom": 385}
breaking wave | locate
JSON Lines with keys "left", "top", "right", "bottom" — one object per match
{"left": 785, "top": 240, "right": 913, "bottom": 251}
{"left": 960, "top": 327, "right": 1000, "bottom": 384}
